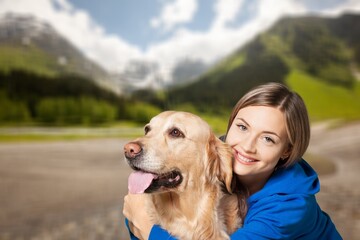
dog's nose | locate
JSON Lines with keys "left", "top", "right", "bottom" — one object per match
{"left": 124, "top": 142, "right": 142, "bottom": 159}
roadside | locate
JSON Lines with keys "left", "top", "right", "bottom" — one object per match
{"left": 0, "top": 126, "right": 143, "bottom": 141}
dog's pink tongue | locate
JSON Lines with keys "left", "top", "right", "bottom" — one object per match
{"left": 128, "top": 171, "right": 156, "bottom": 194}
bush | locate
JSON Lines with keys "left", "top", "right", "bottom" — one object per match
{"left": 124, "top": 102, "right": 161, "bottom": 123}
{"left": 36, "top": 97, "right": 117, "bottom": 125}
{"left": 0, "top": 91, "right": 30, "bottom": 122}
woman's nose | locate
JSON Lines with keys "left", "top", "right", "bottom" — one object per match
{"left": 242, "top": 137, "right": 256, "bottom": 153}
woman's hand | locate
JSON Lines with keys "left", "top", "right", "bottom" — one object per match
{"left": 123, "top": 193, "right": 154, "bottom": 240}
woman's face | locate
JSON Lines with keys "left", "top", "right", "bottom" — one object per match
{"left": 226, "top": 105, "right": 290, "bottom": 182}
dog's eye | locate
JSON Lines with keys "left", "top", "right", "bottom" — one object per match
{"left": 144, "top": 125, "right": 151, "bottom": 135}
{"left": 169, "top": 128, "right": 184, "bottom": 138}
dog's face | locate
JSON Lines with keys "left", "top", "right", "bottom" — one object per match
{"left": 124, "top": 111, "right": 233, "bottom": 195}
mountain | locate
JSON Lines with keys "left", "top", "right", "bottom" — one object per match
{"left": 0, "top": 13, "right": 122, "bottom": 94}
{"left": 171, "top": 58, "right": 209, "bottom": 86}
{"left": 165, "top": 13, "right": 360, "bottom": 120}
{"left": 115, "top": 57, "right": 210, "bottom": 92}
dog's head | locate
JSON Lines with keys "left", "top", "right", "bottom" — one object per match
{"left": 124, "top": 111, "right": 233, "bottom": 195}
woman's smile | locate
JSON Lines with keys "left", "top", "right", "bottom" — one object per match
{"left": 234, "top": 149, "right": 259, "bottom": 165}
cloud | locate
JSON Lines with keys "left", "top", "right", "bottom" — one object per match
{"left": 212, "top": 0, "right": 245, "bottom": 30}
{"left": 144, "top": 0, "right": 307, "bottom": 80}
{"left": 150, "top": 0, "right": 198, "bottom": 32}
{"left": 320, "top": 0, "right": 360, "bottom": 16}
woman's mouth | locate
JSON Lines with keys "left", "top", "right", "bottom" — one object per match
{"left": 235, "top": 150, "right": 259, "bottom": 165}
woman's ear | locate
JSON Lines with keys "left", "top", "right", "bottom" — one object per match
{"left": 281, "top": 144, "right": 292, "bottom": 160}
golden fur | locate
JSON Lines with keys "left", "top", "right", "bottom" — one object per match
{"left": 124, "top": 111, "right": 241, "bottom": 239}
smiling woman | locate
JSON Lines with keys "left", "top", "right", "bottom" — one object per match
{"left": 124, "top": 83, "right": 342, "bottom": 240}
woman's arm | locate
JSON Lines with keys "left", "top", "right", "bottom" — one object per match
{"left": 228, "top": 195, "right": 338, "bottom": 240}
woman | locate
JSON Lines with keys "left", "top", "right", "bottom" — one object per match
{"left": 123, "top": 82, "right": 342, "bottom": 239}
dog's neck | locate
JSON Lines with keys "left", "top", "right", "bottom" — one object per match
{"left": 152, "top": 190, "right": 200, "bottom": 220}
{"left": 151, "top": 183, "right": 228, "bottom": 239}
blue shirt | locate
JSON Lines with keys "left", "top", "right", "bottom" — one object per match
{"left": 126, "top": 159, "right": 342, "bottom": 239}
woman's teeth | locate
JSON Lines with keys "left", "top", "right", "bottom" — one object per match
{"left": 238, "top": 153, "right": 256, "bottom": 162}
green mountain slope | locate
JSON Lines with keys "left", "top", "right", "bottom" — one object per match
{"left": 166, "top": 13, "right": 360, "bottom": 121}
{"left": 286, "top": 70, "right": 360, "bottom": 121}
{"left": 0, "top": 45, "right": 58, "bottom": 76}
{"left": 0, "top": 14, "right": 120, "bottom": 94}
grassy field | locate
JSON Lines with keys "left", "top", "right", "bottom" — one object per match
{"left": 286, "top": 70, "right": 360, "bottom": 122}
{"left": 0, "top": 121, "right": 144, "bottom": 142}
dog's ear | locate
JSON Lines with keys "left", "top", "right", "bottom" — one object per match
{"left": 206, "top": 134, "right": 233, "bottom": 194}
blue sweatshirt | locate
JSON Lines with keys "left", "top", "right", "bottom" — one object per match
{"left": 126, "top": 159, "right": 342, "bottom": 239}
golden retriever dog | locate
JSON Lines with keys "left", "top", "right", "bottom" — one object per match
{"left": 124, "top": 111, "right": 241, "bottom": 240}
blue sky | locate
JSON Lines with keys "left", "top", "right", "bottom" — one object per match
{"left": 67, "top": 0, "right": 348, "bottom": 48}
{"left": 0, "top": 0, "right": 359, "bottom": 85}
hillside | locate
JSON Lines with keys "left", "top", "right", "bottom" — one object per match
{"left": 165, "top": 13, "right": 360, "bottom": 121}
{"left": 0, "top": 13, "right": 121, "bottom": 94}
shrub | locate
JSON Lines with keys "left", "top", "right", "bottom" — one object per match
{"left": 36, "top": 97, "right": 117, "bottom": 125}
{"left": 0, "top": 91, "right": 30, "bottom": 122}
{"left": 124, "top": 102, "right": 161, "bottom": 123}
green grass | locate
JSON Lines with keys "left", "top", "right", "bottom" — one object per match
{"left": 0, "top": 134, "right": 101, "bottom": 142}
{"left": 0, "top": 131, "right": 143, "bottom": 142}
{"left": 286, "top": 70, "right": 360, "bottom": 121}
{"left": 201, "top": 114, "right": 229, "bottom": 135}
{"left": 0, "top": 121, "right": 144, "bottom": 142}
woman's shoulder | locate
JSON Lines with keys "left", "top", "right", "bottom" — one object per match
{"left": 248, "top": 191, "right": 317, "bottom": 217}
{"left": 252, "top": 159, "right": 320, "bottom": 199}
{"left": 238, "top": 194, "right": 340, "bottom": 239}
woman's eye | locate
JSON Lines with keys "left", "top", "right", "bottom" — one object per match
{"left": 169, "top": 128, "right": 184, "bottom": 138}
{"left": 237, "top": 124, "right": 247, "bottom": 131}
{"left": 264, "top": 136, "right": 275, "bottom": 143}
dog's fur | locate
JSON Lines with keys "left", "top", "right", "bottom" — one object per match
{"left": 124, "top": 111, "right": 241, "bottom": 239}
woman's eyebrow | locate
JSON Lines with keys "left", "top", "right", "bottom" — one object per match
{"left": 237, "top": 117, "right": 281, "bottom": 138}
{"left": 236, "top": 117, "right": 249, "bottom": 126}
{"left": 263, "top": 131, "right": 280, "bottom": 138}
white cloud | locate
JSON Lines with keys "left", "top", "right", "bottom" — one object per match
{"left": 212, "top": 0, "right": 244, "bottom": 30}
{"left": 144, "top": 0, "right": 306, "bottom": 81}
{"left": 150, "top": 0, "right": 198, "bottom": 32}
{"left": 320, "top": 0, "right": 360, "bottom": 16}
{"left": 257, "top": 0, "right": 306, "bottom": 22}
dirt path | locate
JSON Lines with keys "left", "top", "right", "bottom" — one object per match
{"left": 307, "top": 122, "right": 360, "bottom": 240}
{"left": 0, "top": 122, "right": 359, "bottom": 239}
{"left": 0, "top": 139, "right": 132, "bottom": 240}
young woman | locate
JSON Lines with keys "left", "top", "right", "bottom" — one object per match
{"left": 123, "top": 82, "right": 342, "bottom": 239}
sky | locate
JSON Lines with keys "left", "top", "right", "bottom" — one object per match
{"left": 0, "top": 0, "right": 360, "bottom": 84}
